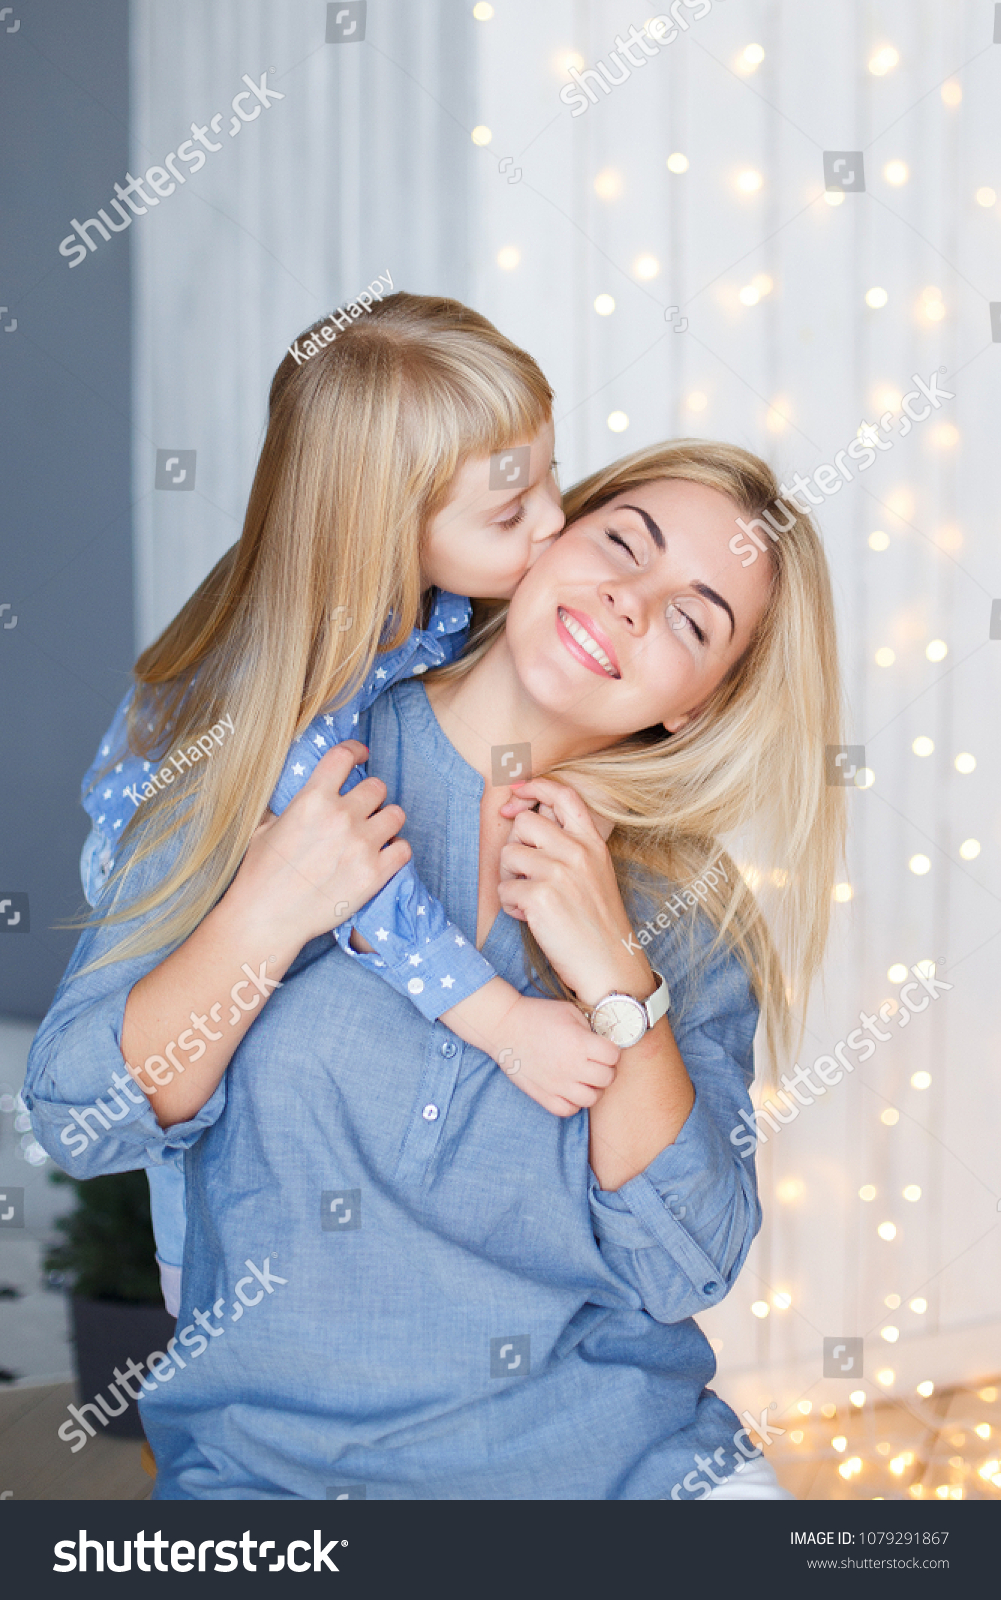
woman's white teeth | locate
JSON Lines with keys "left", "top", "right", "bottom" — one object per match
{"left": 558, "top": 608, "right": 616, "bottom": 675}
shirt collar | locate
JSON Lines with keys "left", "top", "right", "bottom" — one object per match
{"left": 422, "top": 590, "right": 471, "bottom": 639}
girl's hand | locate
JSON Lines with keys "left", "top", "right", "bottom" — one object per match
{"left": 226, "top": 741, "right": 411, "bottom": 954}
{"left": 496, "top": 777, "right": 652, "bottom": 1009}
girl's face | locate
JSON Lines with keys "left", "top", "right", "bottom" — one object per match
{"left": 421, "top": 421, "right": 564, "bottom": 600}
{"left": 504, "top": 477, "right": 775, "bottom": 742}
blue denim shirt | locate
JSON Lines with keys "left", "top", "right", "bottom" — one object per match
{"left": 27, "top": 680, "right": 762, "bottom": 1501}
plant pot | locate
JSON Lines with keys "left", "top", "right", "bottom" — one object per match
{"left": 70, "top": 1295, "right": 176, "bottom": 1439}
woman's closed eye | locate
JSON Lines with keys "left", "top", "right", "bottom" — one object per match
{"left": 666, "top": 601, "right": 707, "bottom": 645}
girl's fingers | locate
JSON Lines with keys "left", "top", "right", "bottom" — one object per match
{"left": 510, "top": 778, "right": 596, "bottom": 840}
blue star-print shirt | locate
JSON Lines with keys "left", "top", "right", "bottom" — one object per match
{"left": 79, "top": 591, "right": 495, "bottom": 1270}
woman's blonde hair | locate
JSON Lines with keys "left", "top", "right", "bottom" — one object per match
{"left": 82, "top": 291, "right": 552, "bottom": 966}
{"left": 443, "top": 439, "right": 845, "bottom": 1070}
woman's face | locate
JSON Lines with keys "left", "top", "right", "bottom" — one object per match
{"left": 504, "top": 477, "right": 775, "bottom": 743}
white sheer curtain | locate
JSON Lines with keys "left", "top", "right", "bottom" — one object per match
{"left": 133, "top": 0, "right": 1000, "bottom": 1416}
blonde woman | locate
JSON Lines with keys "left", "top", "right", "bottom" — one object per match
{"left": 27, "top": 439, "right": 842, "bottom": 1500}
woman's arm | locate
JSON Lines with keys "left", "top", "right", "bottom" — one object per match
{"left": 497, "top": 778, "right": 694, "bottom": 1189}
{"left": 122, "top": 741, "right": 410, "bottom": 1128}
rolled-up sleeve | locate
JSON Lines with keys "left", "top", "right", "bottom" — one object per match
{"left": 588, "top": 916, "right": 761, "bottom": 1324}
{"left": 24, "top": 833, "right": 227, "bottom": 1179}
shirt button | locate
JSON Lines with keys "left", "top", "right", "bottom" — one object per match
{"left": 703, "top": 1281, "right": 718, "bottom": 1294}
{"left": 440, "top": 1040, "right": 457, "bottom": 1058}
{"left": 408, "top": 978, "right": 425, "bottom": 995}
{"left": 422, "top": 1104, "right": 439, "bottom": 1122}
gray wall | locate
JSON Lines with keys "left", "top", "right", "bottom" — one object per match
{"left": 0, "top": 0, "right": 133, "bottom": 1018}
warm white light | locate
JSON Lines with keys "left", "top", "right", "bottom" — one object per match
{"left": 773, "top": 1292, "right": 792, "bottom": 1310}
{"left": 903, "top": 1185, "right": 921, "bottom": 1202}
{"left": 868, "top": 530, "right": 890, "bottom": 551}
{"left": 797, "top": 1400, "right": 812, "bottom": 1415}
{"left": 916, "top": 1380, "right": 934, "bottom": 1397}
{"left": 890, "top": 1455, "right": 907, "bottom": 1475}
{"left": 881, "top": 1326, "right": 899, "bottom": 1343}
{"left": 742, "top": 43, "right": 765, "bottom": 67}
{"left": 914, "top": 960, "right": 936, "bottom": 978}
{"left": 954, "top": 752, "right": 976, "bottom": 774}
{"left": 825, "top": 190, "right": 845, "bottom": 207}
{"left": 766, "top": 398, "right": 792, "bottom": 433}
{"left": 980, "top": 1387, "right": 998, "bottom": 1402}
{"left": 887, "top": 964, "right": 908, "bottom": 984}
{"left": 737, "top": 169, "right": 763, "bottom": 193}
{"left": 959, "top": 839, "right": 981, "bottom": 861}
{"left": 925, "top": 639, "right": 948, "bottom": 662}
{"left": 559, "top": 50, "right": 585, "bottom": 74}
{"left": 855, "top": 767, "right": 875, "bottom": 789}
{"left": 878, "top": 1221, "right": 897, "bottom": 1240}
{"left": 472, "top": 1, "right": 494, "bottom": 17}
{"left": 885, "top": 1294, "right": 901, "bottom": 1309}
{"left": 941, "top": 79, "right": 962, "bottom": 106}
{"left": 865, "top": 286, "right": 888, "bottom": 308}
{"left": 881, "top": 1108, "right": 900, "bottom": 1127}
{"left": 790, "top": 1428, "right": 804, "bottom": 1443}
{"left": 739, "top": 284, "right": 761, "bottom": 306}
{"left": 471, "top": 125, "right": 492, "bottom": 145}
{"left": 912, "top": 736, "right": 934, "bottom": 757}
{"left": 666, "top": 151, "right": 689, "bottom": 174}
{"left": 976, "top": 1424, "right": 992, "bottom": 1440}
{"left": 859, "top": 1184, "right": 876, "bottom": 1201}
{"left": 832, "top": 1435, "right": 847, "bottom": 1452}
{"left": 751, "top": 1300, "right": 769, "bottom": 1319}
{"left": 869, "top": 45, "right": 900, "bottom": 76}
{"left": 634, "top": 253, "right": 660, "bottom": 279}
{"left": 594, "top": 168, "right": 623, "bottom": 200}
{"left": 921, "top": 287, "right": 946, "bottom": 320}
{"left": 875, "top": 647, "right": 895, "bottom": 667}
{"left": 911, "top": 1071, "right": 932, "bottom": 1090}
{"left": 877, "top": 1368, "right": 895, "bottom": 1387}
{"left": 850, "top": 1391, "right": 866, "bottom": 1408}
{"left": 910, "top": 1298, "right": 928, "bottom": 1315}
{"left": 496, "top": 246, "right": 521, "bottom": 271}
{"left": 884, "top": 160, "right": 909, "bottom": 186}
{"left": 685, "top": 391, "right": 708, "bottom": 412}
{"left": 776, "top": 1178, "right": 803, "bottom": 1203}
{"left": 975, "top": 186, "right": 997, "bottom": 208}
{"left": 607, "top": 411, "right": 629, "bottom": 433}
{"left": 909, "top": 855, "right": 931, "bottom": 876}
{"left": 833, "top": 882, "right": 853, "bottom": 903}
{"left": 753, "top": 273, "right": 774, "bottom": 295}
{"left": 594, "top": 294, "right": 615, "bottom": 316}
{"left": 821, "top": 1404, "right": 837, "bottom": 1419}
{"left": 934, "top": 423, "right": 959, "bottom": 448}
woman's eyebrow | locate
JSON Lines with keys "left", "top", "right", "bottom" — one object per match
{"left": 619, "top": 504, "right": 665, "bottom": 549}
{"left": 691, "top": 581, "right": 735, "bottom": 639}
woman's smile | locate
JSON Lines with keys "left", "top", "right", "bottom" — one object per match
{"left": 556, "top": 605, "right": 621, "bottom": 679}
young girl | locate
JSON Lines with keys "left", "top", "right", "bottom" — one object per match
{"left": 75, "top": 292, "right": 620, "bottom": 1315}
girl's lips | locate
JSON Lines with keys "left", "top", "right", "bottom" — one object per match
{"left": 555, "top": 607, "right": 621, "bottom": 678}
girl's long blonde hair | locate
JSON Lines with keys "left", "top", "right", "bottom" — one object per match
{"left": 442, "top": 440, "right": 845, "bottom": 1069}
{"left": 83, "top": 291, "right": 553, "bottom": 966}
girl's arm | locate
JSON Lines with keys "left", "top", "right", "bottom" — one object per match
{"left": 122, "top": 742, "right": 409, "bottom": 1128}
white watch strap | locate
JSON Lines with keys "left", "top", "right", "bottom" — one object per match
{"left": 642, "top": 971, "right": 670, "bottom": 1030}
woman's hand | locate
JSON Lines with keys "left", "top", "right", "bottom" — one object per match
{"left": 496, "top": 777, "right": 652, "bottom": 1010}
{"left": 226, "top": 740, "right": 411, "bottom": 953}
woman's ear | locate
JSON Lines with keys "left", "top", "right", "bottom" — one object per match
{"left": 663, "top": 706, "right": 702, "bottom": 735}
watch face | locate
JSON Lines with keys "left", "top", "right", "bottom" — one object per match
{"left": 591, "top": 995, "right": 646, "bottom": 1048}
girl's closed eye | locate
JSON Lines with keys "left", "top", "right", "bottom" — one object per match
{"left": 500, "top": 504, "right": 526, "bottom": 530}
{"left": 605, "top": 528, "right": 636, "bottom": 560}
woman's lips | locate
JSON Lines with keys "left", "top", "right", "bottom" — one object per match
{"left": 556, "top": 607, "right": 620, "bottom": 678}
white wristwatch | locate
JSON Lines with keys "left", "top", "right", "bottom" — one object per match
{"left": 585, "top": 970, "right": 670, "bottom": 1048}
